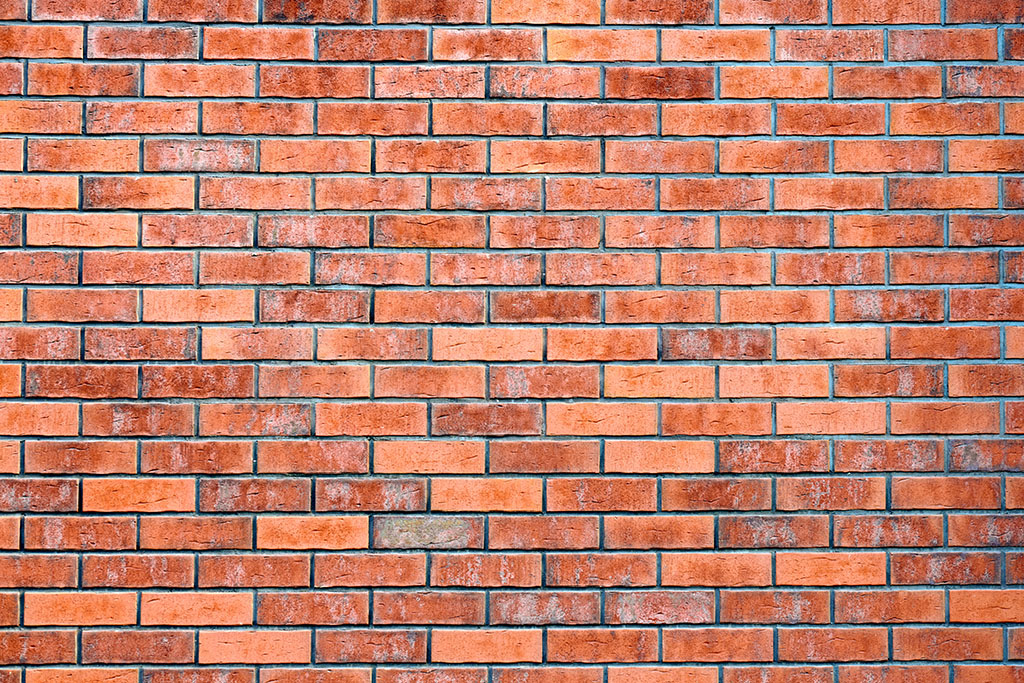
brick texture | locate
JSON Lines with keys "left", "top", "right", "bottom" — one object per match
{"left": 0, "top": 0, "right": 1023, "bottom": 679}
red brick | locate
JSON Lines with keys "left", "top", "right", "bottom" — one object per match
{"left": 263, "top": 0, "right": 369, "bottom": 21}
{"left": 492, "top": 140, "right": 599, "bottom": 174}
{"left": 87, "top": 101, "right": 197, "bottom": 134}
{"left": 259, "top": 215, "right": 366, "bottom": 248}
{"left": 608, "top": 0, "right": 710, "bottom": 23}
{"left": 201, "top": 555, "right": 310, "bottom": 588}
{"left": 26, "top": 364, "right": 135, "bottom": 399}
{"left": 778, "top": 29, "right": 883, "bottom": 60}
{"left": 491, "top": 0, "right": 599, "bottom": 23}
{"left": 721, "top": 140, "right": 827, "bottom": 173}
{"left": 1, "top": 0, "right": 1022, "bottom": 668}
{"left": 144, "top": 139, "right": 254, "bottom": 173}
{"left": 836, "top": 140, "right": 943, "bottom": 173}
{"left": 143, "top": 592, "right": 253, "bottom": 626}
{"left": 891, "top": 325, "right": 1000, "bottom": 358}
{"left": 376, "top": 65, "right": 483, "bottom": 98}
{"left": 143, "top": 289, "right": 254, "bottom": 323}
{"left": 83, "top": 402, "right": 193, "bottom": 437}
{"left": 84, "top": 176, "right": 193, "bottom": 210}
{"left": 136, "top": 553, "right": 209, "bottom": 585}
{"left": 891, "top": 28, "right": 998, "bottom": 60}
{"left": 662, "top": 178, "right": 769, "bottom": 210}
{"left": 258, "top": 441, "right": 367, "bottom": 475}
{"left": 0, "top": 25, "right": 81, "bottom": 58}
{"left": 607, "top": 140, "right": 713, "bottom": 173}
{"left": 199, "top": 402, "right": 311, "bottom": 436}
{"left": 722, "top": 291, "right": 829, "bottom": 323}
{"left": 317, "top": 253, "right": 425, "bottom": 286}
{"left": 318, "top": 328, "right": 427, "bottom": 361}
{"left": 28, "top": 288, "right": 137, "bottom": 323}
{"left": 892, "top": 102, "right": 999, "bottom": 135}
{"left": 24, "top": 516, "right": 135, "bottom": 550}
{"left": 0, "top": 139, "right": 20, "bottom": 171}
{"left": 33, "top": 0, "right": 140, "bottom": 18}
{"left": 148, "top": 0, "right": 255, "bottom": 20}
{"left": 432, "top": 177, "right": 540, "bottom": 211}
{"left": 893, "top": 627, "right": 1003, "bottom": 661}
{"left": 662, "top": 328, "right": 772, "bottom": 361}
{"left": 777, "top": 402, "right": 886, "bottom": 435}
{"left": 319, "top": 102, "right": 428, "bottom": 136}
{"left": 606, "top": 66, "right": 713, "bottom": 99}
{"left": 607, "top": 441, "right": 714, "bottom": 474}
{"left": 434, "top": 28, "right": 541, "bottom": 60}
{"left": 84, "top": 327, "right": 194, "bottom": 361}
{"left": 778, "top": 327, "right": 886, "bottom": 359}
{"left": 261, "top": 66, "right": 369, "bottom": 99}
{"left": 549, "top": 103, "right": 656, "bottom": 136}
{"left": 0, "top": 175, "right": 78, "bottom": 209}
{"left": 433, "top": 328, "right": 543, "bottom": 361}
{"left": 29, "top": 63, "right": 138, "bottom": 96}
{"left": 777, "top": 552, "right": 887, "bottom": 586}
{"left": 432, "top": 629, "right": 541, "bottom": 663}
{"left": 378, "top": 139, "right": 486, "bottom": 173}
{"left": 720, "top": 365, "right": 828, "bottom": 398}
{"left": 948, "top": 0, "right": 1024, "bottom": 22}
{"left": 663, "top": 403, "right": 772, "bottom": 436}
{"left": 491, "top": 67, "right": 600, "bottom": 99}
{"left": 779, "top": 103, "right": 885, "bottom": 137}
{"left": 431, "top": 553, "right": 539, "bottom": 587}
{"left": 722, "top": 66, "right": 828, "bottom": 98}
{"left": 491, "top": 592, "right": 600, "bottom": 627}
{"left": 548, "top": 628, "right": 657, "bottom": 662}
{"left": 260, "top": 290, "right": 368, "bottom": 324}
{"left": 316, "top": 478, "right": 425, "bottom": 513}
{"left": 662, "top": 553, "right": 772, "bottom": 588}
{"left": 663, "top": 29, "right": 769, "bottom": 60}
{"left": 664, "top": 628, "right": 773, "bottom": 662}
{"left": 606, "top": 291, "right": 714, "bottom": 324}
{"left": 949, "top": 66, "right": 1024, "bottom": 97}
{"left": 780, "top": 628, "right": 887, "bottom": 662}
{"left": 204, "top": 27, "right": 313, "bottom": 60}
{"left": 82, "top": 251, "right": 193, "bottom": 285}
{"left": 720, "top": 590, "right": 829, "bottom": 624}
{"left": 318, "top": 177, "right": 425, "bottom": 210}
{"left": 663, "top": 103, "right": 771, "bottom": 135}
{"left": 375, "top": 291, "right": 484, "bottom": 323}
{"left": 489, "top": 441, "right": 599, "bottom": 474}
{"left": 604, "top": 517, "right": 713, "bottom": 550}
{"left": 834, "top": 0, "right": 939, "bottom": 23}
{"left": 320, "top": 28, "right": 425, "bottom": 60}
{"left": 317, "top": 403, "right": 427, "bottom": 437}
{"left": 0, "top": 102, "right": 79, "bottom": 134}
{"left": 852, "top": 442, "right": 945, "bottom": 477}
{"left": 145, "top": 64, "right": 254, "bottom": 98}
{"left": 721, "top": 0, "right": 824, "bottom": 22}
{"left": 257, "top": 516, "right": 368, "bottom": 550}
{"left": 836, "top": 66, "right": 942, "bottom": 98}
{"left": 664, "top": 253, "right": 770, "bottom": 286}
{"left": 199, "top": 630, "right": 311, "bottom": 664}
{"left": 142, "top": 214, "right": 252, "bottom": 248}
{"left": 142, "top": 441, "right": 252, "bottom": 474}
{"left": 201, "top": 176, "right": 310, "bottom": 210}
{"left": 88, "top": 26, "right": 197, "bottom": 58}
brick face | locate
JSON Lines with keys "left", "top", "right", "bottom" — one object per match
{"left": 0, "top": 0, "right": 1021, "bottom": 679}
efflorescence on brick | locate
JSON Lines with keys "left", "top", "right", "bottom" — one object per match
{"left": 0, "top": 0, "right": 1023, "bottom": 678}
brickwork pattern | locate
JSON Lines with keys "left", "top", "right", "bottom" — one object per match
{"left": 1, "top": 0, "right": 1024, "bottom": 679}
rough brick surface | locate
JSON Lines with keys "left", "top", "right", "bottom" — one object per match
{"left": 0, "top": 0, "right": 1022, "bottom": 679}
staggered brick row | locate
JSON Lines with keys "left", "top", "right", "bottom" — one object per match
{"left": 2, "top": 0, "right": 1024, "bottom": 679}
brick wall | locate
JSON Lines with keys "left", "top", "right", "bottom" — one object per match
{"left": 1, "top": 0, "right": 1023, "bottom": 679}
